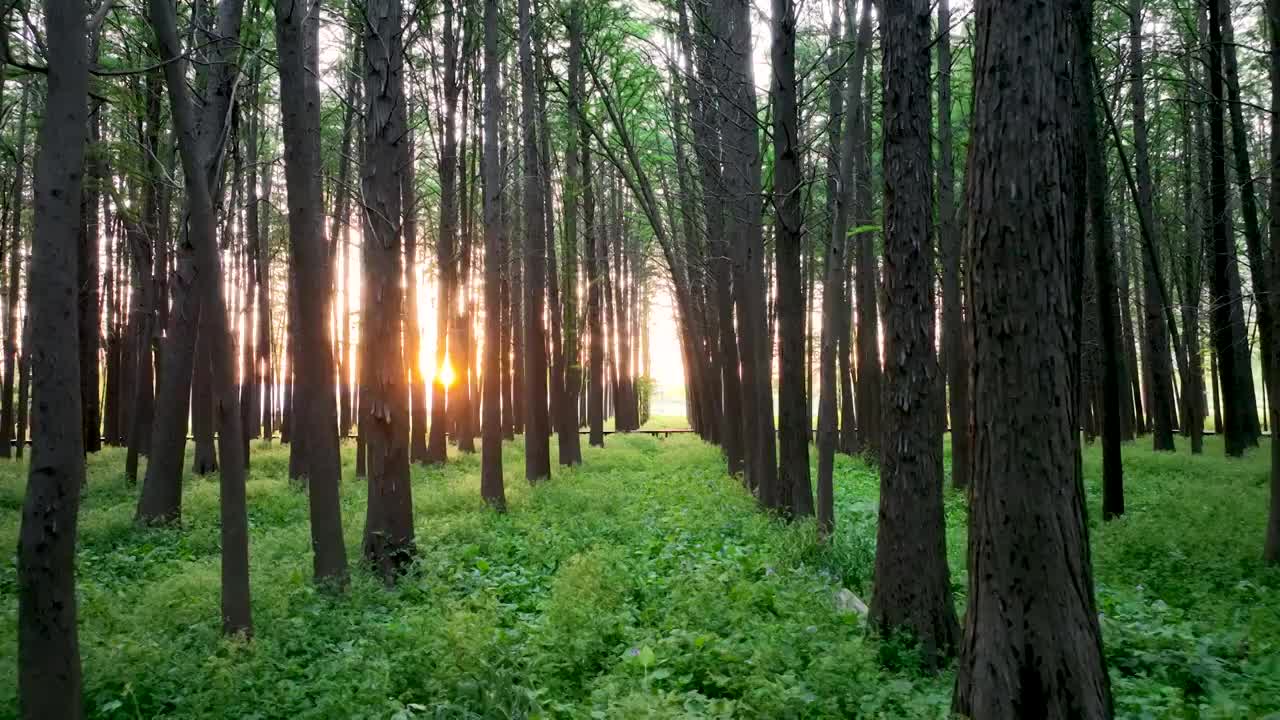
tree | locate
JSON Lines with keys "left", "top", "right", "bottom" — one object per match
{"left": 1206, "top": 0, "right": 1250, "bottom": 457}
{"left": 137, "top": 0, "right": 247, "bottom": 525}
{"left": 937, "top": 0, "right": 969, "bottom": 489}
{"left": 426, "top": 0, "right": 461, "bottom": 466}
{"left": 1266, "top": 0, "right": 1280, "bottom": 564}
{"left": 481, "top": 0, "right": 507, "bottom": 509}
{"left": 868, "top": 0, "right": 958, "bottom": 667}
{"left": 147, "top": 0, "right": 252, "bottom": 636}
{"left": 1080, "top": 3, "right": 1125, "bottom": 519}
{"left": 520, "top": 0, "right": 551, "bottom": 483}
{"left": 360, "top": 0, "right": 416, "bottom": 580}
{"left": 953, "top": 0, "right": 1112, "bottom": 713}
{"left": 274, "top": 0, "right": 349, "bottom": 586}
{"left": 17, "top": 0, "right": 89, "bottom": 711}
{"left": 1128, "top": 0, "right": 1176, "bottom": 452}
{"left": 0, "top": 83, "right": 29, "bottom": 460}
{"left": 770, "top": 0, "right": 812, "bottom": 518}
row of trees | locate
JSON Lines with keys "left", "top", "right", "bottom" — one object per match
{"left": 13, "top": 0, "right": 1280, "bottom": 717}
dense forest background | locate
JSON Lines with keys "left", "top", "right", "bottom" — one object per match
{"left": 4, "top": 0, "right": 1280, "bottom": 716}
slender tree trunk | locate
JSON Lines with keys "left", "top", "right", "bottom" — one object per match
{"left": 149, "top": 0, "right": 253, "bottom": 635}
{"left": 137, "top": 0, "right": 247, "bottom": 525}
{"left": 559, "top": 0, "right": 585, "bottom": 465}
{"left": 1266, "top": 0, "right": 1280, "bottom": 564}
{"left": 520, "top": 0, "right": 551, "bottom": 482}
{"left": 1129, "top": 0, "right": 1176, "bottom": 451}
{"left": 870, "top": 0, "right": 958, "bottom": 666}
{"left": 817, "top": 0, "right": 846, "bottom": 538}
{"left": 1207, "top": 0, "right": 1250, "bottom": 457}
{"left": 853, "top": 36, "right": 881, "bottom": 459}
{"left": 17, "top": 0, "right": 89, "bottom": 711}
{"left": 79, "top": 50, "right": 104, "bottom": 454}
{"left": 481, "top": 0, "right": 507, "bottom": 508}
{"left": 426, "top": 0, "right": 460, "bottom": 465}
{"left": 0, "top": 85, "right": 30, "bottom": 459}
{"left": 721, "top": 0, "right": 777, "bottom": 496}
{"left": 771, "top": 0, "right": 812, "bottom": 517}
{"left": 937, "top": 0, "right": 968, "bottom": 488}
{"left": 1081, "top": 9, "right": 1126, "bottom": 518}
{"left": 953, "top": 1, "right": 1112, "bottom": 713}
{"left": 275, "top": 0, "right": 350, "bottom": 586}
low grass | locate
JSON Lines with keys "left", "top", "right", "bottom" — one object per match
{"left": 0, "top": 428, "right": 1277, "bottom": 718}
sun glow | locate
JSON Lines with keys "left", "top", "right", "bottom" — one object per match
{"left": 437, "top": 356, "right": 457, "bottom": 390}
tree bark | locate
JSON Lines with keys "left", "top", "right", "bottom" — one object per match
{"left": 1207, "top": 0, "right": 1251, "bottom": 457}
{"left": 275, "top": 0, "right": 350, "bottom": 587}
{"left": 137, "top": 0, "right": 247, "bottom": 524}
{"left": 360, "top": 0, "right": 416, "bottom": 581}
{"left": 771, "top": 0, "right": 812, "bottom": 517}
{"left": 1129, "top": 0, "right": 1176, "bottom": 452}
{"left": 520, "top": 0, "right": 552, "bottom": 482}
{"left": 1081, "top": 8, "right": 1126, "bottom": 519}
{"left": 869, "top": 0, "right": 958, "bottom": 666}
{"left": 481, "top": 0, "right": 507, "bottom": 508}
{"left": 953, "top": 1, "right": 1112, "bottom": 714}
{"left": 937, "top": 0, "right": 969, "bottom": 488}
{"left": 17, "top": 0, "right": 89, "bottom": 711}
{"left": 149, "top": 0, "right": 253, "bottom": 635}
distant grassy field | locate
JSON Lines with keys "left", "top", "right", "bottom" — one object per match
{"left": 1, "top": 432, "right": 1277, "bottom": 718}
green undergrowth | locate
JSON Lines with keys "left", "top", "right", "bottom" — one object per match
{"left": 0, "top": 429, "right": 1277, "bottom": 718}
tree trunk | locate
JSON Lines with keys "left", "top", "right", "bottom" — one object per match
{"left": 952, "top": 1, "right": 1112, "bottom": 714}
{"left": 1267, "top": 0, "right": 1280, "bottom": 564}
{"left": 481, "top": 0, "right": 508, "bottom": 508}
{"left": 1081, "top": 8, "right": 1126, "bottom": 519}
{"left": 1207, "top": 0, "right": 1251, "bottom": 457}
{"left": 275, "top": 0, "right": 350, "bottom": 587}
{"left": 520, "top": 0, "right": 552, "bottom": 482}
{"left": 869, "top": 0, "right": 958, "bottom": 667}
{"left": 1129, "top": 0, "right": 1176, "bottom": 452}
{"left": 137, "top": 0, "right": 247, "bottom": 525}
{"left": 937, "top": 0, "right": 969, "bottom": 488}
{"left": 771, "top": 0, "right": 812, "bottom": 517}
{"left": 17, "top": 0, "right": 89, "bottom": 711}
{"left": 559, "top": 0, "right": 585, "bottom": 465}
{"left": 0, "top": 85, "right": 30, "bottom": 459}
{"left": 360, "top": 0, "right": 416, "bottom": 581}
{"left": 149, "top": 0, "right": 253, "bottom": 635}
{"left": 721, "top": 0, "right": 777, "bottom": 497}
{"left": 79, "top": 43, "right": 104, "bottom": 455}
{"left": 853, "top": 45, "right": 881, "bottom": 459}
{"left": 426, "top": 0, "right": 460, "bottom": 465}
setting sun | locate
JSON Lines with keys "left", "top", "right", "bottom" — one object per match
{"left": 436, "top": 356, "right": 456, "bottom": 389}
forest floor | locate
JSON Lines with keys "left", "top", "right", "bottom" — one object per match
{"left": 1, "top": 423, "right": 1278, "bottom": 719}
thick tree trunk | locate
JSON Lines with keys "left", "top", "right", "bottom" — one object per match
{"left": 953, "top": 1, "right": 1113, "bottom": 714}
{"left": 275, "top": 0, "right": 350, "bottom": 587}
{"left": 17, "top": 0, "right": 89, "bottom": 711}
{"left": 869, "top": 0, "right": 958, "bottom": 667}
